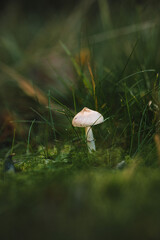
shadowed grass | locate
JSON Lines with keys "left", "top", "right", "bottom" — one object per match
{"left": 0, "top": 1, "right": 160, "bottom": 239}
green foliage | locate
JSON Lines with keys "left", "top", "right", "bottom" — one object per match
{"left": 1, "top": 1, "right": 160, "bottom": 239}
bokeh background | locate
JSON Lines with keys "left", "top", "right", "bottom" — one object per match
{"left": 1, "top": 1, "right": 160, "bottom": 240}
{"left": 0, "top": 0, "right": 160, "bottom": 148}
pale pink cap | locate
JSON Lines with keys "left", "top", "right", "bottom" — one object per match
{"left": 72, "top": 107, "right": 104, "bottom": 127}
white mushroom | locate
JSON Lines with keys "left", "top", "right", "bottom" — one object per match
{"left": 72, "top": 107, "right": 104, "bottom": 152}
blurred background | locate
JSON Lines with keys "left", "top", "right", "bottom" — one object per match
{"left": 0, "top": 0, "right": 160, "bottom": 154}
{"left": 1, "top": 1, "right": 160, "bottom": 239}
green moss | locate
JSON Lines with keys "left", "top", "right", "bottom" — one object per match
{"left": 1, "top": 163, "right": 160, "bottom": 239}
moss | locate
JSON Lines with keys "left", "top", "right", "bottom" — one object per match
{"left": 1, "top": 165, "right": 160, "bottom": 239}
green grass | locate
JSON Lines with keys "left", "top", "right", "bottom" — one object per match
{"left": 1, "top": 1, "right": 160, "bottom": 239}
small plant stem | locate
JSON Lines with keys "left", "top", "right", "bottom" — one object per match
{"left": 48, "top": 90, "right": 56, "bottom": 140}
{"left": 88, "top": 62, "right": 98, "bottom": 111}
{"left": 85, "top": 127, "right": 96, "bottom": 152}
{"left": 11, "top": 128, "right": 16, "bottom": 155}
{"left": 26, "top": 119, "right": 35, "bottom": 155}
{"left": 72, "top": 87, "right": 77, "bottom": 114}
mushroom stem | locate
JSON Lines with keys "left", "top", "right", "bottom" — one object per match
{"left": 85, "top": 127, "right": 96, "bottom": 152}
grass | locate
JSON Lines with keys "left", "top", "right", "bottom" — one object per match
{"left": 1, "top": 1, "right": 160, "bottom": 239}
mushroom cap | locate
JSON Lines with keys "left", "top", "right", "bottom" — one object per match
{"left": 72, "top": 107, "right": 104, "bottom": 127}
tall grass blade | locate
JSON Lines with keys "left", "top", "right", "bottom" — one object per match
{"left": 11, "top": 128, "right": 16, "bottom": 155}
{"left": 72, "top": 87, "right": 77, "bottom": 114}
{"left": 88, "top": 62, "right": 98, "bottom": 110}
{"left": 26, "top": 119, "right": 35, "bottom": 155}
{"left": 48, "top": 90, "right": 56, "bottom": 140}
{"left": 60, "top": 41, "right": 92, "bottom": 93}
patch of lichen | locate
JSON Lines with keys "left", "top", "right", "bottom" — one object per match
{"left": 13, "top": 144, "right": 72, "bottom": 172}
{"left": 1, "top": 141, "right": 158, "bottom": 177}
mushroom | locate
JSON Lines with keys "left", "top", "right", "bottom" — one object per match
{"left": 72, "top": 107, "right": 104, "bottom": 152}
